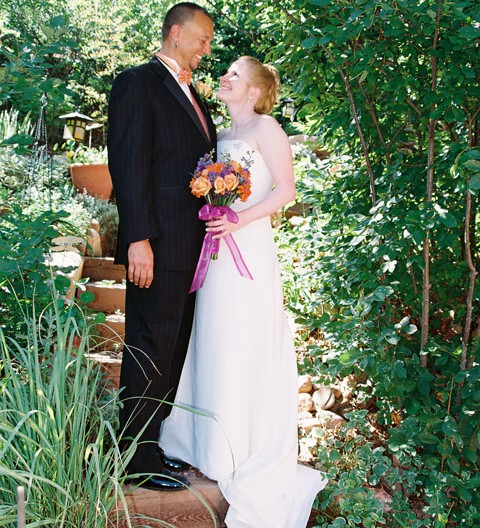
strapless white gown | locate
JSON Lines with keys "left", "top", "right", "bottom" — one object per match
{"left": 159, "top": 139, "right": 327, "bottom": 528}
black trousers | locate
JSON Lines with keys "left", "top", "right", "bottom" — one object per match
{"left": 119, "top": 268, "right": 195, "bottom": 473}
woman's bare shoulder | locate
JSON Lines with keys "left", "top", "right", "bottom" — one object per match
{"left": 254, "top": 115, "right": 289, "bottom": 148}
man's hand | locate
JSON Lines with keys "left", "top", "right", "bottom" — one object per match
{"left": 128, "top": 239, "right": 154, "bottom": 288}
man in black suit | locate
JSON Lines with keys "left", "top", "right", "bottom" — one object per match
{"left": 107, "top": 2, "right": 215, "bottom": 491}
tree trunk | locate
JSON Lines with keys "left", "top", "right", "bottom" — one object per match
{"left": 420, "top": 0, "right": 442, "bottom": 368}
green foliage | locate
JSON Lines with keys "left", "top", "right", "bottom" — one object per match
{"left": 0, "top": 205, "right": 72, "bottom": 338}
{"left": 64, "top": 141, "right": 108, "bottom": 164}
{"left": 271, "top": 2, "right": 479, "bottom": 523}
{"left": 0, "top": 12, "right": 74, "bottom": 116}
{"left": 0, "top": 296, "right": 131, "bottom": 526}
{"left": 278, "top": 147, "right": 480, "bottom": 524}
{"left": 0, "top": 111, "right": 94, "bottom": 338}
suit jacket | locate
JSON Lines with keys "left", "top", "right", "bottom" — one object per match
{"left": 107, "top": 57, "right": 217, "bottom": 270}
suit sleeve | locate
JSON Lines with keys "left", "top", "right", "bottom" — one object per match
{"left": 107, "top": 69, "right": 160, "bottom": 245}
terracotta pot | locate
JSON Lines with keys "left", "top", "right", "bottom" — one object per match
{"left": 68, "top": 163, "right": 113, "bottom": 200}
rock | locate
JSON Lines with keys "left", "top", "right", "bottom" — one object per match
{"left": 298, "top": 374, "right": 313, "bottom": 394}
{"left": 298, "top": 393, "right": 314, "bottom": 413}
{"left": 316, "top": 409, "right": 346, "bottom": 430}
{"left": 298, "top": 442, "right": 314, "bottom": 462}
{"left": 329, "top": 398, "right": 354, "bottom": 416}
{"left": 86, "top": 227, "right": 103, "bottom": 256}
{"left": 337, "top": 374, "right": 358, "bottom": 400}
{"left": 45, "top": 250, "right": 84, "bottom": 302}
{"left": 373, "top": 487, "right": 393, "bottom": 513}
{"left": 91, "top": 218, "right": 101, "bottom": 232}
{"left": 298, "top": 411, "right": 313, "bottom": 421}
{"left": 298, "top": 416, "right": 322, "bottom": 433}
{"left": 312, "top": 386, "right": 335, "bottom": 411}
{"left": 331, "top": 387, "right": 343, "bottom": 399}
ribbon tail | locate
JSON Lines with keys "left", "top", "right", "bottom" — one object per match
{"left": 224, "top": 234, "right": 253, "bottom": 281}
{"left": 189, "top": 233, "right": 215, "bottom": 293}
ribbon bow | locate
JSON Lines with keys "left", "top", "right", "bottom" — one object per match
{"left": 178, "top": 68, "right": 192, "bottom": 85}
{"left": 189, "top": 204, "right": 254, "bottom": 293}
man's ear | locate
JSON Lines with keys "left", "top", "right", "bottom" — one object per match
{"left": 170, "top": 24, "right": 182, "bottom": 43}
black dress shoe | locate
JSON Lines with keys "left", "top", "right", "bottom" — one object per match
{"left": 161, "top": 453, "right": 191, "bottom": 472}
{"left": 127, "top": 468, "right": 190, "bottom": 491}
{"left": 157, "top": 447, "right": 191, "bottom": 472}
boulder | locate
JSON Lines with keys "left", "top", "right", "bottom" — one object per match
{"left": 298, "top": 374, "right": 313, "bottom": 394}
{"left": 316, "top": 409, "right": 346, "bottom": 430}
{"left": 298, "top": 393, "right": 314, "bottom": 413}
{"left": 312, "top": 386, "right": 336, "bottom": 411}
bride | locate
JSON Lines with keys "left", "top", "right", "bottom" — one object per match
{"left": 159, "top": 55, "right": 327, "bottom": 528}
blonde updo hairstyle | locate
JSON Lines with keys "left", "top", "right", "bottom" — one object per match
{"left": 238, "top": 56, "right": 281, "bottom": 115}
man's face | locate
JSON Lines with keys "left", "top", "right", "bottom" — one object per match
{"left": 176, "top": 12, "right": 214, "bottom": 71}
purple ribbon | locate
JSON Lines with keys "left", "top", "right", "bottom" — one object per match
{"left": 189, "top": 204, "right": 254, "bottom": 293}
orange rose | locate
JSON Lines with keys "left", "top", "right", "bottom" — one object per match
{"left": 196, "top": 81, "right": 213, "bottom": 98}
{"left": 214, "top": 176, "right": 227, "bottom": 195}
{"left": 191, "top": 176, "right": 212, "bottom": 197}
{"left": 224, "top": 173, "right": 239, "bottom": 191}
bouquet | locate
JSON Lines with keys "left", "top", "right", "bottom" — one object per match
{"left": 190, "top": 151, "right": 252, "bottom": 206}
{"left": 189, "top": 151, "right": 254, "bottom": 292}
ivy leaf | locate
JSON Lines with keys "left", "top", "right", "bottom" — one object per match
{"left": 371, "top": 286, "right": 394, "bottom": 301}
{"left": 468, "top": 173, "right": 480, "bottom": 191}
{"left": 458, "top": 26, "right": 480, "bottom": 39}
{"left": 463, "top": 159, "right": 480, "bottom": 172}
{"left": 302, "top": 37, "right": 317, "bottom": 49}
{"left": 434, "top": 204, "right": 457, "bottom": 228}
{"left": 417, "top": 370, "right": 434, "bottom": 395}
{"left": 307, "top": 0, "right": 334, "bottom": 6}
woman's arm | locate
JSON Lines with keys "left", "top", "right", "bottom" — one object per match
{"left": 209, "top": 116, "right": 295, "bottom": 237}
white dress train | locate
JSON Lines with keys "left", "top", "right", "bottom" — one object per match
{"left": 159, "top": 139, "right": 327, "bottom": 528}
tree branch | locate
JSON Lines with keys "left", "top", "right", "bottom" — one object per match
{"left": 357, "top": 79, "right": 392, "bottom": 165}
{"left": 202, "top": 0, "right": 260, "bottom": 45}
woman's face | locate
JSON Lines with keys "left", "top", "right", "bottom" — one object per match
{"left": 217, "top": 60, "right": 252, "bottom": 104}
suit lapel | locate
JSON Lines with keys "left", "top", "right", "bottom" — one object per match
{"left": 150, "top": 58, "right": 212, "bottom": 145}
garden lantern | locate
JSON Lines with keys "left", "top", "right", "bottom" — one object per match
{"left": 282, "top": 98, "right": 296, "bottom": 121}
{"left": 60, "top": 111, "right": 95, "bottom": 142}
{"left": 86, "top": 122, "right": 103, "bottom": 148}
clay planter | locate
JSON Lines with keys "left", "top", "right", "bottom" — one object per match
{"left": 68, "top": 163, "right": 113, "bottom": 200}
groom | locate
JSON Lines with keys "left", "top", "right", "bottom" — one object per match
{"left": 107, "top": 2, "right": 216, "bottom": 490}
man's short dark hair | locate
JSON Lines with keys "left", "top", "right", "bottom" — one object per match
{"left": 162, "top": 2, "right": 212, "bottom": 41}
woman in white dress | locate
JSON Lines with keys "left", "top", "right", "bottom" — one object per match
{"left": 159, "top": 56, "right": 327, "bottom": 528}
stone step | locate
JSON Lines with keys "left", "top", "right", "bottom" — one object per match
{"left": 82, "top": 256, "right": 126, "bottom": 282}
{"left": 88, "top": 353, "right": 122, "bottom": 389}
{"left": 85, "top": 281, "right": 126, "bottom": 313}
{"left": 94, "top": 312, "right": 125, "bottom": 351}
{"left": 109, "top": 474, "right": 320, "bottom": 527}
{"left": 111, "top": 472, "right": 228, "bottom": 527}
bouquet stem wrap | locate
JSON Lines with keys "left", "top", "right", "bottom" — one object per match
{"left": 189, "top": 204, "right": 253, "bottom": 293}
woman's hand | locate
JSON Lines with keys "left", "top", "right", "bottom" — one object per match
{"left": 206, "top": 213, "right": 246, "bottom": 239}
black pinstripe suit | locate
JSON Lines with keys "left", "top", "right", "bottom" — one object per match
{"left": 107, "top": 57, "right": 216, "bottom": 472}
